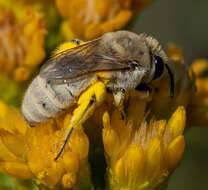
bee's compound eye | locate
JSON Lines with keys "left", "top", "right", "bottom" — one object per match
{"left": 153, "top": 56, "right": 164, "bottom": 80}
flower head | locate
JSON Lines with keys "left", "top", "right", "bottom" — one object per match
{"left": 0, "top": 101, "right": 93, "bottom": 189}
{"left": 103, "top": 98, "right": 186, "bottom": 190}
{"left": 187, "top": 59, "right": 208, "bottom": 127}
{"left": 56, "top": 0, "right": 153, "bottom": 40}
{"left": 0, "top": 9, "right": 47, "bottom": 82}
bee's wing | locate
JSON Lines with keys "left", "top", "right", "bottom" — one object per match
{"left": 40, "top": 39, "right": 132, "bottom": 81}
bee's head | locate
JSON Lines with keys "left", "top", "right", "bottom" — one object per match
{"left": 142, "top": 34, "right": 174, "bottom": 98}
{"left": 102, "top": 31, "right": 174, "bottom": 98}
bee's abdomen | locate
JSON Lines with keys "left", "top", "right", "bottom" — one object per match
{"left": 21, "top": 76, "right": 76, "bottom": 125}
{"left": 21, "top": 75, "right": 95, "bottom": 126}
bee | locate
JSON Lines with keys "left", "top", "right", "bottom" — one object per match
{"left": 21, "top": 30, "right": 174, "bottom": 160}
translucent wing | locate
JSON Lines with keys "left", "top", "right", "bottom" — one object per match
{"left": 40, "top": 39, "right": 132, "bottom": 81}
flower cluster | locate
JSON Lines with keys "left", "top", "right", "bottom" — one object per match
{"left": 0, "top": 9, "right": 46, "bottom": 82}
{"left": 188, "top": 59, "right": 208, "bottom": 127}
{"left": 0, "top": 101, "right": 93, "bottom": 189}
{"left": 56, "top": 0, "right": 152, "bottom": 40}
{"left": 0, "top": 88, "right": 188, "bottom": 190}
{"left": 103, "top": 106, "right": 186, "bottom": 190}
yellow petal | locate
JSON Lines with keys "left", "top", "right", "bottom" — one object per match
{"left": 166, "top": 106, "right": 186, "bottom": 139}
{"left": 167, "top": 135, "right": 185, "bottom": 171}
{"left": 146, "top": 137, "right": 162, "bottom": 179}
{"left": 84, "top": 24, "right": 103, "bottom": 40}
{"left": 167, "top": 43, "right": 184, "bottom": 62}
{"left": 13, "top": 67, "right": 31, "bottom": 82}
{"left": 191, "top": 59, "right": 208, "bottom": 77}
{"left": 70, "top": 128, "right": 89, "bottom": 160}
{"left": 24, "top": 33, "right": 46, "bottom": 68}
{"left": 103, "top": 126, "right": 120, "bottom": 160}
{"left": 0, "top": 130, "right": 27, "bottom": 158}
{"left": 195, "top": 78, "right": 208, "bottom": 94}
{"left": 63, "top": 152, "right": 79, "bottom": 173}
{"left": 102, "top": 111, "right": 120, "bottom": 158}
{"left": 1, "top": 162, "right": 34, "bottom": 179}
{"left": 102, "top": 111, "right": 111, "bottom": 130}
{"left": 60, "top": 21, "right": 77, "bottom": 41}
{"left": 0, "top": 101, "right": 9, "bottom": 118}
{"left": 111, "top": 10, "right": 132, "bottom": 30}
{"left": 157, "top": 120, "right": 166, "bottom": 139}
{"left": 123, "top": 144, "right": 145, "bottom": 184}
{"left": 0, "top": 139, "right": 20, "bottom": 162}
{"left": 62, "top": 173, "right": 76, "bottom": 189}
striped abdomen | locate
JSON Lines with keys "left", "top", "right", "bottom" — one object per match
{"left": 21, "top": 75, "right": 95, "bottom": 125}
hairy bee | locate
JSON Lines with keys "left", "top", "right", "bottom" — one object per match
{"left": 21, "top": 30, "right": 174, "bottom": 160}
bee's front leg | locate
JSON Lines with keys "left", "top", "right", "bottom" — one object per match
{"left": 107, "top": 86, "right": 127, "bottom": 119}
{"left": 106, "top": 86, "right": 126, "bottom": 106}
{"left": 55, "top": 81, "right": 106, "bottom": 161}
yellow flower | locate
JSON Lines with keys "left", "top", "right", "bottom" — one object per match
{"left": 187, "top": 59, "right": 208, "bottom": 127}
{"left": 0, "top": 89, "right": 189, "bottom": 190}
{"left": 167, "top": 43, "right": 184, "bottom": 64}
{"left": 56, "top": 0, "right": 153, "bottom": 40}
{"left": 0, "top": 8, "right": 47, "bottom": 82}
{"left": 0, "top": 101, "right": 93, "bottom": 189}
{"left": 103, "top": 106, "right": 186, "bottom": 190}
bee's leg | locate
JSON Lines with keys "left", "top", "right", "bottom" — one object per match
{"left": 107, "top": 86, "right": 126, "bottom": 118}
{"left": 106, "top": 86, "right": 126, "bottom": 106}
{"left": 55, "top": 81, "right": 106, "bottom": 161}
{"left": 113, "top": 91, "right": 127, "bottom": 120}
{"left": 54, "top": 126, "right": 75, "bottom": 161}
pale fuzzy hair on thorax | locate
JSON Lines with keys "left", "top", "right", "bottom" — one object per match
{"left": 140, "top": 33, "right": 168, "bottom": 63}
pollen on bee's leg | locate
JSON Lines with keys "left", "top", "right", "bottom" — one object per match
{"left": 55, "top": 82, "right": 106, "bottom": 160}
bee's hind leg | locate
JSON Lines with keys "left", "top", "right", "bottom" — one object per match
{"left": 55, "top": 81, "right": 106, "bottom": 161}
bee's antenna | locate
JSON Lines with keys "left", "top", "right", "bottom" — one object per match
{"left": 54, "top": 127, "right": 74, "bottom": 161}
{"left": 165, "top": 64, "right": 174, "bottom": 98}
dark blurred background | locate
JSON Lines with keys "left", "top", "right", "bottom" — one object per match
{"left": 131, "top": 0, "right": 208, "bottom": 189}
{"left": 132, "top": 0, "right": 208, "bottom": 63}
